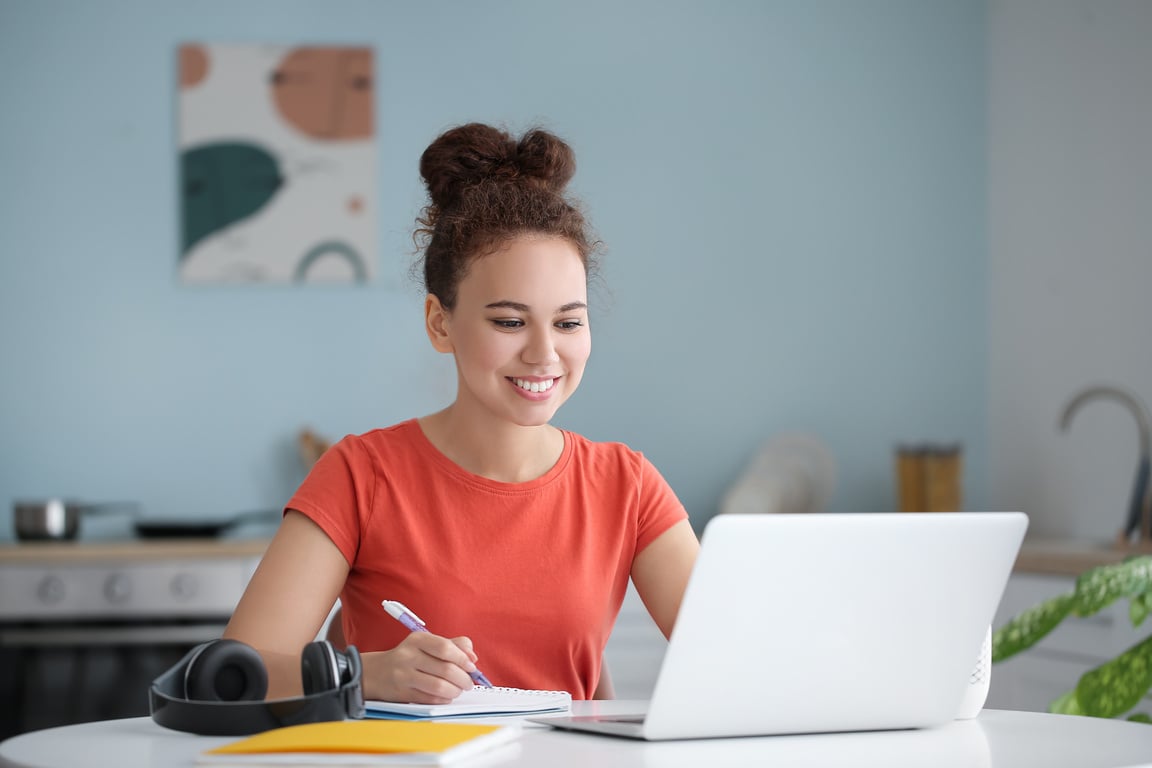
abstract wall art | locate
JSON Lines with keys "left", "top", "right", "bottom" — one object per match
{"left": 177, "top": 44, "right": 376, "bottom": 284}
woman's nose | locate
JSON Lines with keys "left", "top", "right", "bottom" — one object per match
{"left": 522, "top": 328, "right": 560, "bottom": 365}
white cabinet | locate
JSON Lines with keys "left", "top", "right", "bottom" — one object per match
{"left": 603, "top": 583, "right": 667, "bottom": 699}
{"left": 987, "top": 573, "right": 1150, "bottom": 713}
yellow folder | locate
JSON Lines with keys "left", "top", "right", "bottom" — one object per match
{"left": 199, "top": 720, "right": 520, "bottom": 765}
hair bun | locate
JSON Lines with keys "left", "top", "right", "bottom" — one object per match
{"left": 420, "top": 123, "right": 576, "bottom": 211}
{"left": 515, "top": 129, "right": 576, "bottom": 191}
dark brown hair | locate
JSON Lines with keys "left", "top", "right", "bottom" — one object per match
{"left": 414, "top": 123, "right": 599, "bottom": 309}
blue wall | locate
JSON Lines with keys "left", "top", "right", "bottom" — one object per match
{"left": 0, "top": 0, "right": 986, "bottom": 538}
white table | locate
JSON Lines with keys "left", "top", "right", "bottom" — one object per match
{"left": 2, "top": 702, "right": 1151, "bottom": 768}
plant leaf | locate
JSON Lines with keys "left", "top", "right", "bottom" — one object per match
{"left": 1127, "top": 712, "right": 1152, "bottom": 724}
{"left": 1131, "top": 590, "right": 1152, "bottom": 627}
{"left": 1073, "top": 556, "right": 1152, "bottom": 617}
{"left": 992, "top": 593, "right": 1075, "bottom": 662}
{"left": 1074, "top": 634, "right": 1152, "bottom": 718}
{"left": 1049, "top": 689, "right": 1082, "bottom": 715}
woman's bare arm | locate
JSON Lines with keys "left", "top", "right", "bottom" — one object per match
{"left": 224, "top": 511, "right": 350, "bottom": 698}
{"left": 224, "top": 510, "right": 480, "bottom": 703}
{"left": 630, "top": 519, "right": 700, "bottom": 640}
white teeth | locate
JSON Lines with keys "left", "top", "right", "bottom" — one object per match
{"left": 514, "top": 378, "right": 555, "bottom": 393}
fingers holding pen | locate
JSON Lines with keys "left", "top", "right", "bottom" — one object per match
{"left": 376, "top": 600, "right": 494, "bottom": 697}
{"left": 453, "top": 635, "right": 494, "bottom": 687}
{"left": 411, "top": 632, "right": 478, "bottom": 698}
{"left": 452, "top": 634, "right": 479, "bottom": 665}
{"left": 370, "top": 632, "right": 479, "bottom": 703}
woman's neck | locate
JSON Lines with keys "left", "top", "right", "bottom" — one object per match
{"left": 417, "top": 407, "right": 564, "bottom": 483}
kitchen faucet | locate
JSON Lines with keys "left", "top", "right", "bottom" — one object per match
{"left": 1059, "top": 385, "right": 1152, "bottom": 550}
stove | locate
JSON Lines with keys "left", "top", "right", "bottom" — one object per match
{"left": 0, "top": 538, "right": 267, "bottom": 737}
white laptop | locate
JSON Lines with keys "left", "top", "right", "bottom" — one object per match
{"left": 533, "top": 511, "right": 1027, "bottom": 740}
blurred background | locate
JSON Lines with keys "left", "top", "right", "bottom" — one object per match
{"left": 0, "top": 0, "right": 1149, "bottom": 544}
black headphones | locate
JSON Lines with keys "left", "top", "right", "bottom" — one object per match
{"left": 149, "top": 639, "right": 364, "bottom": 736}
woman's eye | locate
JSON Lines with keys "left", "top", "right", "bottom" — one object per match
{"left": 492, "top": 319, "right": 524, "bottom": 329}
{"left": 556, "top": 320, "right": 584, "bottom": 331}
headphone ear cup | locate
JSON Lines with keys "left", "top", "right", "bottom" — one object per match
{"left": 301, "top": 640, "right": 345, "bottom": 695}
{"left": 184, "top": 639, "right": 268, "bottom": 702}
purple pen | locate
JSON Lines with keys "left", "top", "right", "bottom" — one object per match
{"left": 381, "top": 599, "right": 494, "bottom": 687}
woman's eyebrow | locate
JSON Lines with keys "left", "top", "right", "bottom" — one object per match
{"left": 558, "top": 301, "right": 588, "bottom": 313}
{"left": 485, "top": 300, "right": 529, "bottom": 311}
{"left": 484, "top": 300, "right": 588, "bottom": 313}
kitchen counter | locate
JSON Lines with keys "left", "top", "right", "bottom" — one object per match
{"left": 1014, "top": 537, "right": 1152, "bottom": 576}
{"left": 6, "top": 537, "right": 1128, "bottom": 571}
{"left": 2, "top": 534, "right": 1141, "bottom": 574}
{"left": 0, "top": 538, "right": 271, "bottom": 563}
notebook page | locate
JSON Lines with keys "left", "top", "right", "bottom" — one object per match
{"left": 366, "top": 686, "right": 572, "bottom": 718}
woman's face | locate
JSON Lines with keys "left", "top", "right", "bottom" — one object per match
{"left": 429, "top": 235, "right": 590, "bottom": 428}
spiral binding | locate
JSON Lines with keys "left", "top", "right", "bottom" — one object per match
{"left": 475, "top": 686, "right": 570, "bottom": 698}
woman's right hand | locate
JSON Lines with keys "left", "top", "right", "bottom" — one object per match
{"left": 363, "top": 632, "right": 481, "bottom": 704}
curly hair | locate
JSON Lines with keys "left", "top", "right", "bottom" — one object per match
{"left": 413, "top": 123, "right": 600, "bottom": 309}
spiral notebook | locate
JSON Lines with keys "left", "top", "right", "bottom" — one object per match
{"left": 366, "top": 686, "right": 572, "bottom": 719}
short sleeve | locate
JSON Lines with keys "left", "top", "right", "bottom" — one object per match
{"left": 285, "top": 436, "right": 374, "bottom": 566}
{"left": 634, "top": 453, "right": 690, "bottom": 553}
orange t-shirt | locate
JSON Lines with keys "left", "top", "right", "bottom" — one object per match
{"left": 286, "top": 419, "right": 688, "bottom": 700}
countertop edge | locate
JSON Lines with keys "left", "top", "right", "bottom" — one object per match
{"left": 1013, "top": 538, "right": 1152, "bottom": 576}
{"left": 1, "top": 537, "right": 1147, "bottom": 574}
{"left": 0, "top": 538, "right": 271, "bottom": 562}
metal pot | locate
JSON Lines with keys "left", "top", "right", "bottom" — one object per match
{"left": 13, "top": 499, "right": 82, "bottom": 541}
{"left": 12, "top": 499, "right": 139, "bottom": 541}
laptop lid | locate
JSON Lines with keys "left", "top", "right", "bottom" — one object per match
{"left": 557, "top": 511, "right": 1026, "bottom": 740}
{"left": 639, "top": 511, "right": 1027, "bottom": 739}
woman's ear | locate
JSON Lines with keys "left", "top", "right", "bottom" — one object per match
{"left": 424, "top": 294, "right": 454, "bottom": 353}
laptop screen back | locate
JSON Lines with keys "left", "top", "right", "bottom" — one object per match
{"left": 642, "top": 512, "right": 1027, "bottom": 740}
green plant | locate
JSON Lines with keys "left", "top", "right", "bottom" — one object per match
{"left": 992, "top": 555, "right": 1152, "bottom": 723}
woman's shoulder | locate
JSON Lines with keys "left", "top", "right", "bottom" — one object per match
{"left": 327, "top": 419, "right": 424, "bottom": 462}
{"left": 563, "top": 429, "right": 652, "bottom": 473}
{"left": 561, "top": 431, "right": 683, "bottom": 516}
{"left": 336, "top": 419, "right": 419, "bottom": 445}
{"left": 564, "top": 428, "right": 629, "bottom": 451}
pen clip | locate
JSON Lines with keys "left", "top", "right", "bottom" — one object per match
{"left": 382, "top": 599, "right": 426, "bottom": 627}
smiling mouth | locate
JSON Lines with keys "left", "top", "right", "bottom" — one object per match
{"left": 510, "top": 377, "right": 557, "bottom": 394}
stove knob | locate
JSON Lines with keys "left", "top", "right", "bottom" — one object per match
{"left": 103, "top": 572, "right": 132, "bottom": 604}
{"left": 170, "top": 573, "right": 198, "bottom": 601}
{"left": 37, "top": 574, "right": 66, "bottom": 604}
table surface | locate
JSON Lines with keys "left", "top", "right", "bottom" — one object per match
{"left": 2, "top": 703, "right": 1152, "bottom": 768}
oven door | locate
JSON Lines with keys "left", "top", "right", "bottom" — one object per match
{"left": 0, "top": 620, "right": 228, "bottom": 738}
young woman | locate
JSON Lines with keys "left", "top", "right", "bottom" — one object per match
{"left": 223, "top": 123, "right": 699, "bottom": 704}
